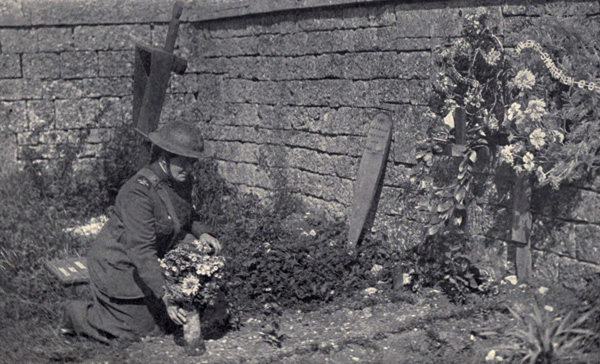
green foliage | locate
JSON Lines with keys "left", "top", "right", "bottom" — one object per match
{"left": 410, "top": 6, "right": 600, "bottom": 305}
{"left": 499, "top": 304, "right": 598, "bottom": 364}
{"left": 401, "top": 231, "right": 496, "bottom": 304}
{"left": 190, "top": 160, "right": 401, "bottom": 318}
{"left": 0, "top": 124, "right": 149, "bottom": 363}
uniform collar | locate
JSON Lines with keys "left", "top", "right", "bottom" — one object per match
{"left": 149, "top": 161, "right": 170, "bottom": 184}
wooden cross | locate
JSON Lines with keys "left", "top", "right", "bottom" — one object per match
{"left": 438, "top": 108, "right": 532, "bottom": 281}
{"left": 510, "top": 173, "right": 533, "bottom": 282}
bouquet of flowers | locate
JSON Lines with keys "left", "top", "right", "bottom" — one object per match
{"left": 160, "top": 236, "right": 225, "bottom": 308}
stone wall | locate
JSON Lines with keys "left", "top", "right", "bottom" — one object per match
{"left": 1, "top": 0, "right": 599, "bottom": 281}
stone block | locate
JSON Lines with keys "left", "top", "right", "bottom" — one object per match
{"left": 97, "top": 97, "right": 128, "bottom": 127}
{"left": 467, "top": 202, "right": 511, "bottom": 240}
{"left": 216, "top": 141, "right": 260, "bottom": 164}
{"left": 301, "top": 194, "right": 347, "bottom": 220}
{"left": 73, "top": 25, "right": 151, "bottom": 51}
{"left": 83, "top": 77, "right": 132, "bottom": 98}
{"left": 381, "top": 217, "right": 423, "bottom": 252}
{"left": 504, "top": 16, "right": 544, "bottom": 48}
{"left": 0, "top": 54, "right": 21, "bottom": 78}
{"left": 27, "top": 0, "right": 168, "bottom": 26}
{"left": 60, "top": 51, "right": 98, "bottom": 79}
{"left": 55, "top": 98, "right": 102, "bottom": 129}
{"left": 27, "top": 100, "right": 55, "bottom": 130}
{"left": 297, "top": 8, "right": 343, "bottom": 32}
{"left": 395, "top": 7, "right": 433, "bottom": 37}
{"left": 86, "top": 128, "right": 111, "bottom": 144}
{"left": 430, "top": 6, "right": 503, "bottom": 38}
{"left": 319, "top": 107, "right": 374, "bottom": 135}
{"left": 303, "top": 30, "right": 353, "bottom": 55}
{"left": 373, "top": 27, "right": 431, "bottom": 52}
{"left": 170, "top": 73, "right": 199, "bottom": 94}
{"left": 530, "top": 217, "right": 578, "bottom": 259}
{"left": 18, "top": 131, "right": 39, "bottom": 146}
{"left": 532, "top": 186, "right": 599, "bottom": 223}
{"left": 382, "top": 163, "right": 410, "bottom": 188}
{"left": 0, "top": 131, "right": 18, "bottom": 174}
{"left": 471, "top": 172, "right": 513, "bottom": 207}
{"left": 20, "top": 144, "right": 58, "bottom": 160}
{"left": 343, "top": 3, "right": 396, "bottom": 28}
{"left": 42, "top": 80, "right": 85, "bottom": 100}
{"left": 161, "top": 93, "right": 188, "bottom": 124}
{"left": 22, "top": 53, "right": 61, "bottom": 79}
{"left": 378, "top": 79, "right": 430, "bottom": 106}
{"left": 390, "top": 105, "right": 431, "bottom": 164}
{"left": 0, "top": 29, "right": 37, "bottom": 53}
{"left": 77, "top": 143, "right": 103, "bottom": 158}
{"left": 574, "top": 224, "right": 600, "bottom": 264}
{"left": 532, "top": 250, "right": 600, "bottom": 289}
{"left": 0, "top": 0, "right": 29, "bottom": 26}
{"left": 0, "top": 79, "right": 43, "bottom": 101}
{"left": 219, "top": 104, "right": 260, "bottom": 127}
{"left": 383, "top": 52, "right": 431, "bottom": 80}
{"left": 98, "top": 51, "right": 134, "bottom": 77}
{"left": 36, "top": 27, "right": 74, "bottom": 52}
{"left": 0, "top": 101, "right": 27, "bottom": 133}
{"left": 217, "top": 160, "right": 271, "bottom": 188}
{"left": 468, "top": 236, "right": 510, "bottom": 281}
{"left": 39, "top": 130, "right": 69, "bottom": 144}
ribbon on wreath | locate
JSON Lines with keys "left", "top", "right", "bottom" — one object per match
{"left": 516, "top": 40, "right": 599, "bottom": 94}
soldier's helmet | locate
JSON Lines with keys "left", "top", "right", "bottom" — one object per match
{"left": 148, "top": 121, "right": 213, "bottom": 159}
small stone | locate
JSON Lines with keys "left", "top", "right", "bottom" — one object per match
{"left": 544, "top": 305, "right": 554, "bottom": 312}
{"left": 505, "top": 275, "right": 518, "bottom": 285}
{"left": 485, "top": 349, "right": 496, "bottom": 361}
{"left": 538, "top": 286, "right": 549, "bottom": 295}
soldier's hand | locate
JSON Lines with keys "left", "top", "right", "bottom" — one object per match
{"left": 162, "top": 295, "right": 187, "bottom": 325}
{"left": 199, "top": 233, "right": 221, "bottom": 255}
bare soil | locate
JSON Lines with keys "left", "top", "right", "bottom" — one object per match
{"left": 59, "top": 279, "right": 594, "bottom": 364}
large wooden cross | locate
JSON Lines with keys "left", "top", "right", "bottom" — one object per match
{"left": 440, "top": 107, "right": 532, "bottom": 282}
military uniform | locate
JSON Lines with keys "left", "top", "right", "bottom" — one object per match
{"left": 65, "top": 161, "right": 211, "bottom": 342}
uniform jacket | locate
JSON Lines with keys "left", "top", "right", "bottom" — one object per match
{"left": 88, "top": 162, "right": 210, "bottom": 299}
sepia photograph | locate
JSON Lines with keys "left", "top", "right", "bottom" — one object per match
{"left": 0, "top": 0, "right": 599, "bottom": 363}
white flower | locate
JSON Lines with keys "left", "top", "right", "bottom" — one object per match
{"left": 525, "top": 99, "right": 546, "bottom": 121}
{"left": 529, "top": 128, "right": 546, "bottom": 150}
{"left": 181, "top": 275, "right": 200, "bottom": 296}
{"left": 535, "top": 166, "right": 547, "bottom": 183}
{"left": 523, "top": 152, "right": 535, "bottom": 172}
{"left": 506, "top": 103, "right": 523, "bottom": 122}
{"left": 498, "top": 145, "right": 515, "bottom": 165}
{"left": 551, "top": 130, "right": 564, "bottom": 143}
{"left": 370, "top": 264, "right": 383, "bottom": 277}
{"left": 513, "top": 69, "right": 536, "bottom": 90}
{"left": 484, "top": 49, "right": 501, "bottom": 66}
{"left": 364, "top": 287, "right": 378, "bottom": 295}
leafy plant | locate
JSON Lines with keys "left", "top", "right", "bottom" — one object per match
{"left": 499, "top": 305, "right": 598, "bottom": 364}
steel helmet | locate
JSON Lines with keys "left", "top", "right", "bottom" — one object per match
{"left": 148, "top": 121, "right": 213, "bottom": 159}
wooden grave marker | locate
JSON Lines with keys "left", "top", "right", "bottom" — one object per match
{"left": 45, "top": 257, "right": 89, "bottom": 285}
{"left": 510, "top": 173, "right": 533, "bottom": 282}
{"left": 347, "top": 112, "right": 393, "bottom": 251}
{"left": 441, "top": 108, "right": 533, "bottom": 281}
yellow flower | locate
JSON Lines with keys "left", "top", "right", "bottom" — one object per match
{"left": 523, "top": 152, "right": 535, "bottom": 172}
{"left": 499, "top": 145, "right": 515, "bottom": 165}
{"left": 513, "top": 69, "right": 536, "bottom": 90}
{"left": 525, "top": 99, "right": 546, "bottom": 121}
{"left": 507, "top": 103, "right": 523, "bottom": 123}
{"left": 529, "top": 128, "right": 546, "bottom": 150}
{"left": 181, "top": 275, "right": 200, "bottom": 296}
